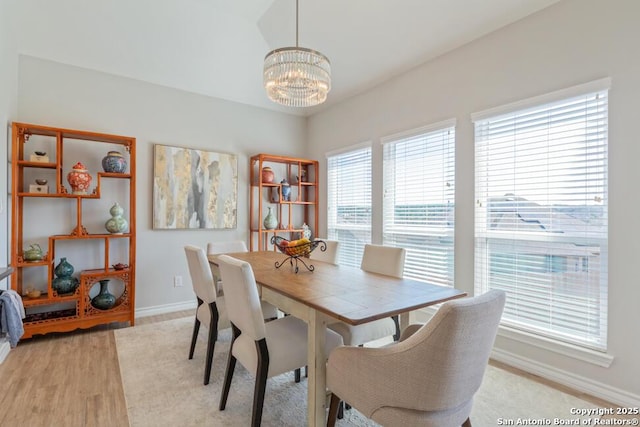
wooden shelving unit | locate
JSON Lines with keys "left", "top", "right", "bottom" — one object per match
{"left": 249, "top": 154, "right": 319, "bottom": 251}
{"left": 10, "top": 122, "right": 136, "bottom": 339}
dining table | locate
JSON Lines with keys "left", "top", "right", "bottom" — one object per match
{"left": 208, "top": 250, "right": 466, "bottom": 426}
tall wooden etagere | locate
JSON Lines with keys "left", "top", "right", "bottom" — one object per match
{"left": 250, "top": 154, "right": 319, "bottom": 251}
{"left": 10, "top": 122, "right": 136, "bottom": 339}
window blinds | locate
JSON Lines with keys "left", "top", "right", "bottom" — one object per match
{"left": 382, "top": 121, "right": 455, "bottom": 286}
{"left": 327, "top": 145, "right": 372, "bottom": 267}
{"left": 474, "top": 81, "right": 609, "bottom": 350}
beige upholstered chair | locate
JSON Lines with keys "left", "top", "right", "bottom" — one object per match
{"left": 328, "top": 244, "right": 406, "bottom": 345}
{"left": 326, "top": 290, "right": 506, "bottom": 427}
{"left": 207, "top": 240, "right": 248, "bottom": 294}
{"left": 184, "top": 245, "right": 230, "bottom": 385}
{"left": 216, "top": 255, "right": 343, "bottom": 427}
{"left": 207, "top": 240, "right": 278, "bottom": 320}
{"left": 309, "top": 239, "right": 340, "bottom": 265}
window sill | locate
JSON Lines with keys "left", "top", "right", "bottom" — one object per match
{"left": 497, "top": 326, "right": 614, "bottom": 368}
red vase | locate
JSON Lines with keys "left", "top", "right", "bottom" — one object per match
{"left": 67, "top": 162, "right": 92, "bottom": 194}
{"left": 261, "top": 167, "right": 275, "bottom": 183}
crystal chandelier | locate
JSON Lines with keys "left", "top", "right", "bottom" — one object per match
{"left": 263, "top": 0, "right": 331, "bottom": 107}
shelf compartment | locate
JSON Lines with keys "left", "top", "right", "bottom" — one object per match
{"left": 24, "top": 308, "right": 78, "bottom": 324}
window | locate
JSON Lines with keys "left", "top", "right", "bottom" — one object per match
{"left": 382, "top": 120, "right": 455, "bottom": 285}
{"left": 473, "top": 79, "right": 609, "bottom": 350}
{"left": 327, "top": 145, "right": 372, "bottom": 267}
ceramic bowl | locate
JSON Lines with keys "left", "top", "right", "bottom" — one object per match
{"left": 26, "top": 289, "right": 42, "bottom": 298}
{"left": 112, "top": 263, "right": 128, "bottom": 270}
{"left": 35, "top": 178, "right": 48, "bottom": 185}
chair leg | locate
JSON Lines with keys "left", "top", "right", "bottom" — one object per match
{"left": 189, "top": 317, "right": 200, "bottom": 359}
{"left": 294, "top": 365, "right": 308, "bottom": 383}
{"left": 189, "top": 298, "right": 203, "bottom": 359}
{"left": 338, "top": 401, "right": 344, "bottom": 419}
{"left": 327, "top": 393, "right": 341, "bottom": 427}
{"left": 252, "top": 338, "right": 270, "bottom": 427}
{"left": 219, "top": 323, "right": 240, "bottom": 410}
{"left": 462, "top": 417, "right": 472, "bottom": 427}
{"left": 392, "top": 314, "right": 401, "bottom": 341}
{"left": 203, "top": 302, "right": 219, "bottom": 385}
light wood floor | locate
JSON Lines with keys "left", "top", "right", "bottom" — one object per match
{"left": 0, "top": 311, "right": 625, "bottom": 427}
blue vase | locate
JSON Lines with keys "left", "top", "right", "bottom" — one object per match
{"left": 102, "top": 151, "right": 127, "bottom": 173}
{"left": 280, "top": 179, "right": 291, "bottom": 201}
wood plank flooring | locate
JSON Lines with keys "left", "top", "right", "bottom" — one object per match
{"left": 0, "top": 310, "right": 627, "bottom": 426}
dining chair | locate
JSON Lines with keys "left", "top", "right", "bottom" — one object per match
{"left": 207, "top": 240, "right": 248, "bottom": 294}
{"left": 184, "top": 245, "right": 230, "bottom": 386}
{"left": 326, "top": 290, "right": 506, "bottom": 427}
{"left": 207, "top": 240, "right": 278, "bottom": 320}
{"left": 309, "top": 238, "right": 340, "bottom": 265}
{"left": 328, "top": 244, "right": 406, "bottom": 346}
{"left": 185, "top": 244, "right": 278, "bottom": 385}
{"left": 216, "top": 254, "right": 344, "bottom": 427}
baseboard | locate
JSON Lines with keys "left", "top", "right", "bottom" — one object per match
{"left": 0, "top": 337, "right": 10, "bottom": 364}
{"left": 135, "top": 300, "right": 196, "bottom": 318}
{"left": 491, "top": 347, "right": 640, "bottom": 407}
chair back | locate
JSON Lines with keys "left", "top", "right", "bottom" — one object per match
{"left": 309, "top": 239, "right": 339, "bottom": 265}
{"left": 361, "top": 244, "right": 406, "bottom": 278}
{"left": 207, "top": 240, "right": 248, "bottom": 285}
{"left": 206, "top": 240, "right": 248, "bottom": 255}
{"left": 217, "top": 255, "right": 267, "bottom": 341}
{"left": 184, "top": 245, "right": 218, "bottom": 304}
{"left": 400, "top": 290, "right": 505, "bottom": 412}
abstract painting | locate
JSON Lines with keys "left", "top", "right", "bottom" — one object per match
{"left": 153, "top": 144, "right": 237, "bottom": 229}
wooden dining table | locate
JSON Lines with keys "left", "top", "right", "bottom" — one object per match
{"left": 208, "top": 250, "right": 466, "bottom": 426}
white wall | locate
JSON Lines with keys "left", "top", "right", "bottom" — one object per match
{"left": 1, "top": 0, "right": 19, "bottom": 281}
{"left": 17, "top": 55, "right": 306, "bottom": 314}
{"left": 308, "top": 0, "right": 640, "bottom": 406}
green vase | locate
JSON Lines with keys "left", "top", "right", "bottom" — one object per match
{"left": 54, "top": 257, "right": 74, "bottom": 277}
{"left": 263, "top": 207, "right": 278, "bottom": 230}
{"left": 52, "top": 257, "right": 79, "bottom": 295}
{"left": 91, "top": 280, "right": 116, "bottom": 310}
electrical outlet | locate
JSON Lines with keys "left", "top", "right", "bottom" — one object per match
{"left": 173, "top": 275, "right": 183, "bottom": 287}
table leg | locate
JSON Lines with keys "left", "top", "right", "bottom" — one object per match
{"left": 307, "top": 309, "right": 327, "bottom": 427}
{"left": 399, "top": 311, "right": 410, "bottom": 334}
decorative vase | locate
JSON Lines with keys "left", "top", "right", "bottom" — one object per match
{"left": 54, "top": 257, "right": 74, "bottom": 277}
{"left": 280, "top": 178, "right": 291, "bottom": 201}
{"left": 52, "top": 257, "right": 79, "bottom": 295}
{"left": 105, "top": 202, "right": 129, "bottom": 234}
{"left": 302, "top": 223, "right": 312, "bottom": 240}
{"left": 263, "top": 206, "right": 278, "bottom": 230}
{"left": 23, "top": 243, "right": 44, "bottom": 262}
{"left": 67, "top": 162, "right": 92, "bottom": 195}
{"left": 261, "top": 167, "right": 275, "bottom": 183}
{"left": 102, "top": 151, "right": 127, "bottom": 173}
{"left": 91, "top": 279, "right": 116, "bottom": 310}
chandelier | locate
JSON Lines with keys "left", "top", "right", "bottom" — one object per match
{"left": 263, "top": 0, "right": 331, "bottom": 107}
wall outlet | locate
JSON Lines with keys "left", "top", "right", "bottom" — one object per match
{"left": 173, "top": 275, "right": 183, "bottom": 287}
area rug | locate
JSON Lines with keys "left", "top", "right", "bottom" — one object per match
{"left": 114, "top": 316, "right": 600, "bottom": 427}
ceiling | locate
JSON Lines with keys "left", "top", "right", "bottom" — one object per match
{"left": 16, "top": 0, "right": 560, "bottom": 116}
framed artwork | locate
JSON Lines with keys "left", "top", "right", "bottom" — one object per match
{"left": 153, "top": 144, "right": 237, "bottom": 229}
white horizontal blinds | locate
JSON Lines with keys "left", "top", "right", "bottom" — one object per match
{"left": 382, "top": 123, "right": 455, "bottom": 286}
{"left": 474, "top": 85, "right": 608, "bottom": 350}
{"left": 327, "top": 146, "right": 372, "bottom": 267}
